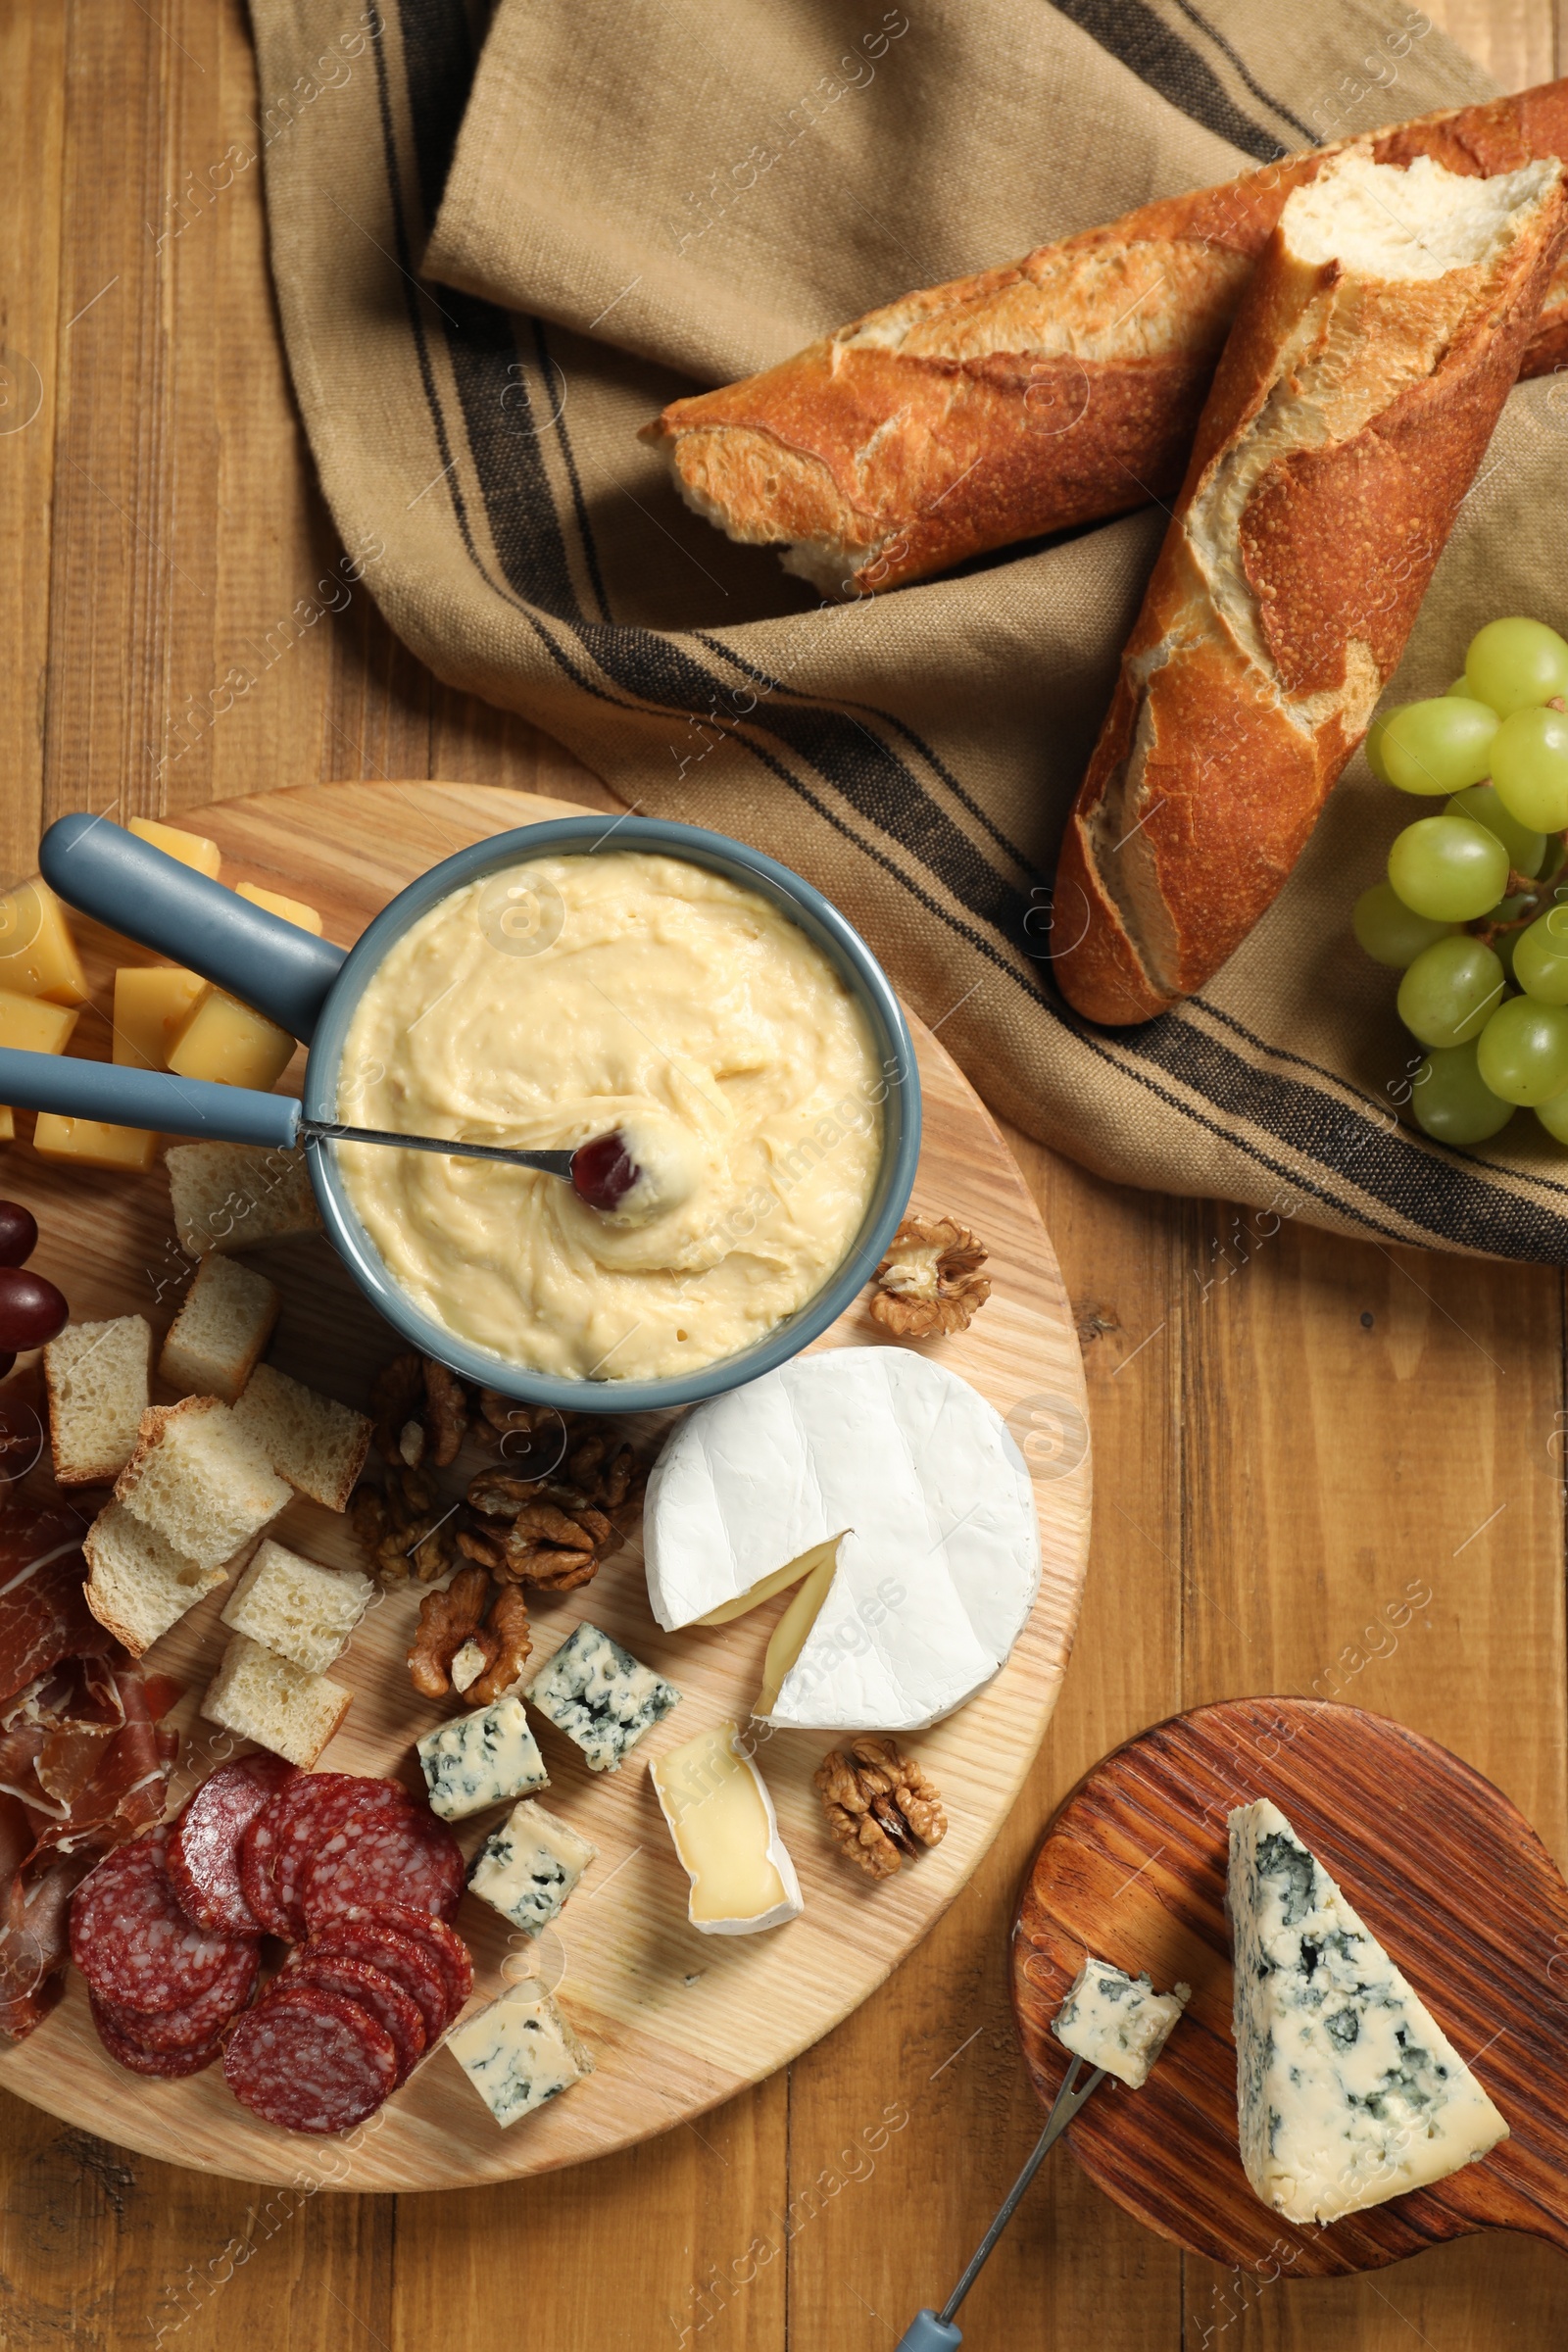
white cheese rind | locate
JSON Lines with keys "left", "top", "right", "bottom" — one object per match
{"left": 524, "top": 1622, "right": 680, "bottom": 1772}
{"left": 416, "top": 1694, "right": 550, "bottom": 1821}
{"left": 1052, "top": 1959, "right": 1189, "bottom": 2087}
{"left": 446, "top": 1985, "right": 595, "bottom": 2128}
{"left": 643, "top": 1348, "right": 1041, "bottom": 1730}
{"left": 651, "top": 1721, "right": 804, "bottom": 1936}
{"left": 1228, "top": 1798, "right": 1509, "bottom": 2224}
{"left": 467, "top": 1799, "right": 599, "bottom": 1936}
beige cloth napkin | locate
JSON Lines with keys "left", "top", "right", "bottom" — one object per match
{"left": 247, "top": 0, "right": 1568, "bottom": 1258}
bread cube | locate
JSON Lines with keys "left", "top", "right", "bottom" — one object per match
{"left": 166, "top": 1141, "right": 321, "bottom": 1257}
{"left": 114, "top": 1396, "right": 291, "bottom": 1571}
{"left": 44, "top": 1316, "right": 152, "bottom": 1487}
{"left": 232, "top": 1362, "right": 371, "bottom": 1512}
{"left": 201, "top": 1631, "right": 352, "bottom": 1769}
{"left": 220, "top": 1537, "right": 370, "bottom": 1673}
{"left": 158, "top": 1253, "right": 280, "bottom": 1404}
{"left": 82, "top": 1501, "right": 226, "bottom": 1656}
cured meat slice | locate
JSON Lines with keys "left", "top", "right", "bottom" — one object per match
{"left": 301, "top": 1804, "right": 464, "bottom": 1931}
{"left": 0, "top": 1506, "right": 109, "bottom": 1711}
{"left": 272, "top": 1781, "right": 413, "bottom": 1939}
{"left": 168, "top": 1755, "right": 296, "bottom": 1935}
{"left": 70, "top": 1828, "right": 249, "bottom": 2014}
{"left": 305, "top": 1918, "right": 450, "bottom": 2042}
{"left": 238, "top": 1772, "right": 367, "bottom": 1937}
{"left": 285, "top": 1950, "right": 425, "bottom": 2082}
{"left": 224, "top": 1984, "right": 398, "bottom": 2133}
{"left": 97, "top": 1935, "right": 259, "bottom": 2052}
{"left": 90, "top": 1995, "right": 223, "bottom": 2079}
{"left": 362, "top": 1903, "right": 473, "bottom": 2025}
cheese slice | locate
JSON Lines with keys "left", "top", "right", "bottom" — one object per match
{"left": 1228, "top": 1799, "right": 1509, "bottom": 2224}
{"left": 1052, "top": 1959, "right": 1189, "bottom": 2087}
{"left": 644, "top": 1348, "right": 1040, "bottom": 1730}
{"left": 652, "top": 1720, "right": 803, "bottom": 1936}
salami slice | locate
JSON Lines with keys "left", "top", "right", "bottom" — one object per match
{"left": 91, "top": 1996, "right": 223, "bottom": 2080}
{"left": 363, "top": 1904, "right": 473, "bottom": 2026}
{"left": 96, "top": 1936, "right": 259, "bottom": 2052}
{"left": 239, "top": 1773, "right": 388, "bottom": 1939}
{"left": 168, "top": 1755, "right": 296, "bottom": 1935}
{"left": 224, "top": 1984, "right": 398, "bottom": 2133}
{"left": 305, "top": 1919, "right": 450, "bottom": 2043}
{"left": 285, "top": 1951, "right": 425, "bottom": 2082}
{"left": 70, "top": 1830, "right": 251, "bottom": 2015}
{"left": 301, "top": 1804, "right": 464, "bottom": 1931}
{"left": 269, "top": 1778, "right": 413, "bottom": 1940}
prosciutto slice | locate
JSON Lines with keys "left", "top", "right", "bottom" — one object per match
{"left": 0, "top": 1499, "right": 181, "bottom": 2040}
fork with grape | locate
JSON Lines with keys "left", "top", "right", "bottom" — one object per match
{"left": 1352, "top": 615, "right": 1568, "bottom": 1147}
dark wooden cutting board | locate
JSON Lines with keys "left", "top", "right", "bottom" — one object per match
{"left": 1011, "top": 1698, "right": 1568, "bottom": 2275}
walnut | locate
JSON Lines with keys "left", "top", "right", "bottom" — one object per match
{"left": 408, "top": 1569, "right": 532, "bottom": 1703}
{"left": 351, "top": 1460, "right": 459, "bottom": 1585}
{"left": 461, "top": 1435, "right": 645, "bottom": 1590}
{"left": 498, "top": 1500, "right": 610, "bottom": 1590}
{"left": 814, "top": 1737, "right": 947, "bottom": 1882}
{"left": 370, "top": 1350, "right": 472, "bottom": 1472}
{"left": 869, "top": 1216, "right": 990, "bottom": 1338}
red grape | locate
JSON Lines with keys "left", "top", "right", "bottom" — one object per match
{"left": 0, "top": 1268, "right": 68, "bottom": 1350}
{"left": 0, "top": 1202, "right": 38, "bottom": 1268}
{"left": 569, "top": 1129, "right": 639, "bottom": 1213}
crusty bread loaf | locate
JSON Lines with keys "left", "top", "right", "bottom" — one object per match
{"left": 166, "top": 1140, "right": 321, "bottom": 1257}
{"left": 158, "top": 1252, "right": 281, "bottom": 1404}
{"left": 201, "top": 1630, "right": 352, "bottom": 1769}
{"left": 1053, "top": 150, "right": 1568, "bottom": 1025}
{"left": 44, "top": 1316, "right": 151, "bottom": 1486}
{"left": 114, "top": 1395, "right": 292, "bottom": 1570}
{"left": 231, "top": 1362, "right": 372, "bottom": 1512}
{"left": 642, "top": 80, "right": 1568, "bottom": 598}
{"left": 82, "top": 1500, "right": 226, "bottom": 1656}
{"left": 220, "top": 1536, "right": 371, "bottom": 1673}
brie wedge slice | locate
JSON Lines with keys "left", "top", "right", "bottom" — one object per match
{"left": 644, "top": 1348, "right": 1041, "bottom": 1730}
{"left": 651, "top": 1720, "right": 803, "bottom": 1935}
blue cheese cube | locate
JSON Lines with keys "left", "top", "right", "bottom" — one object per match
{"left": 524, "top": 1622, "right": 679, "bottom": 1773}
{"left": 416, "top": 1694, "right": 549, "bottom": 1822}
{"left": 1052, "top": 1959, "right": 1189, "bottom": 2087}
{"left": 446, "top": 1985, "right": 595, "bottom": 2128}
{"left": 468, "top": 1800, "right": 599, "bottom": 1936}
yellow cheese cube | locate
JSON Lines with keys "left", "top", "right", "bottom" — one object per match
{"left": 33, "top": 1114, "right": 160, "bottom": 1172}
{"left": 235, "top": 883, "right": 323, "bottom": 936}
{"left": 0, "top": 1108, "right": 14, "bottom": 1143}
{"left": 0, "top": 991, "right": 79, "bottom": 1054}
{"left": 167, "top": 988, "right": 296, "bottom": 1090}
{"left": 128, "top": 817, "right": 221, "bottom": 879}
{"left": 113, "top": 965, "right": 206, "bottom": 1072}
{"left": 0, "top": 882, "right": 88, "bottom": 1005}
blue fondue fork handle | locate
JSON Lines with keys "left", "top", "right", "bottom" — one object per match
{"left": 39, "top": 811, "right": 347, "bottom": 1044}
{"left": 0, "top": 1049, "right": 303, "bottom": 1151}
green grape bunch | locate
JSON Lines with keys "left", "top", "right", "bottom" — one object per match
{"left": 1352, "top": 616, "right": 1568, "bottom": 1148}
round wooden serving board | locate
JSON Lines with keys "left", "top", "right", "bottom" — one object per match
{"left": 1011, "top": 1698, "right": 1568, "bottom": 2274}
{"left": 0, "top": 783, "right": 1091, "bottom": 2190}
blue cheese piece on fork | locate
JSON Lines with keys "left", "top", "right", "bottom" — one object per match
{"left": 1228, "top": 1797, "right": 1509, "bottom": 2224}
{"left": 1053, "top": 1959, "right": 1189, "bottom": 2087}
{"left": 446, "top": 1984, "right": 595, "bottom": 2128}
{"left": 524, "top": 1622, "right": 680, "bottom": 1772}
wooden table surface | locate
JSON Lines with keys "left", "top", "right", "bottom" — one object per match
{"left": 2, "top": 3, "right": 1564, "bottom": 2346}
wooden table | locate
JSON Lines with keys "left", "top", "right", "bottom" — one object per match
{"left": 1, "top": 2, "right": 1562, "bottom": 2345}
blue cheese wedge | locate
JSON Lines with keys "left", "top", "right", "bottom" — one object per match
{"left": 1228, "top": 1798, "right": 1509, "bottom": 2224}
{"left": 446, "top": 1984, "right": 595, "bottom": 2128}
{"left": 467, "top": 1800, "right": 599, "bottom": 1936}
{"left": 524, "top": 1622, "right": 680, "bottom": 1773}
{"left": 416, "top": 1694, "right": 550, "bottom": 1822}
{"left": 1052, "top": 1959, "right": 1189, "bottom": 2087}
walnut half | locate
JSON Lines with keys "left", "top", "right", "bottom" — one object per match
{"left": 869, "top": 1216, "right": 990, "bottom": 1338}
{"left": 814, "top": 1737, "right": 948, "bottom": 1882}
{"left": 408, "top": 1566, "right": 532, "bottom": 1706}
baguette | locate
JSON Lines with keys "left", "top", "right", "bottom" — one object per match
{"left": 1052, "top": 148, "right": 1568, "bottom": 1026}
{"left": 641, "top": 81, "right": 1568, "bottom": 599}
